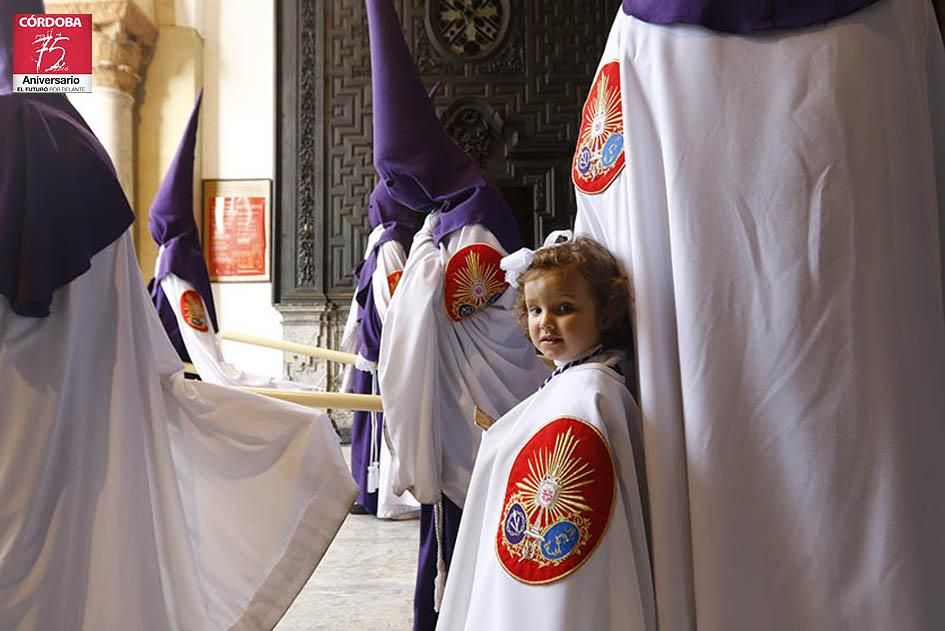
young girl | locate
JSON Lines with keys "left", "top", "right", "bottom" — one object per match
{"left": 436, "top": 234, "right": 656, "bottom": 631}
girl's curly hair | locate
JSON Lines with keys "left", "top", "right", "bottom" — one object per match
{"left": 513, "top": 236, "right": 634, "bottom": 352}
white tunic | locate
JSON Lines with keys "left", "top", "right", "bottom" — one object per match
{"left": 378, "top": 215, "right": 550, "bottom": 507}
{"left": 340, "top": 225, "right": 408, "bottom": 381}
{"left": 340, "top": 225, "right": 420, "bottom": 519}
{"left": 437, "top": 359, "right": 655, "bottom": 631}
{"left": 574, "top": 1, "right": 945, "bottom": 629}
{"left": 0, "top": 232, "right": 357, "bottom": 631}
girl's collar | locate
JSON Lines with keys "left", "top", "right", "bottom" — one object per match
{"left": 541, "top": 344, "right": 604, "bottom": 389}
{"left": 551, "top": 344, "right": 603, "bottom": 368}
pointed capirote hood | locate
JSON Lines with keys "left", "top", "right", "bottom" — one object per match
{"left": 147, "top": 92, "right": 219, "bottom": 360}
{"left": 148, "top": 91, "right": 203, "bottom": 249}
{"left": 1, "top": 0, "right": 46, "bottom": 95}
{"left": 365, "top": 0, "right": 521, "bottom": 253}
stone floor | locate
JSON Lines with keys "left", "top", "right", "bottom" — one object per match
{"left": 275, "top": 447, "right": 419, "bottom": 631}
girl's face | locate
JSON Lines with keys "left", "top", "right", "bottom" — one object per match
{"left": 524, "top": 267, "right": 601, "bottom": 362}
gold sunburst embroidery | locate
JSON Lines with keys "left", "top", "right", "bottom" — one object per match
{"left": 183, "top": 293, "right": 202, "bottom": 314}
{"left": 497, "top": 418, "right": 617, "bottom": 582}
{"left": 572, "top": 61, "right": 626, "bottom": 194}
{"left": 451, "top": 250, "right": 506, "bottom": 318}
{"left": 515, "top": 427, "right": 595, "bottom": 530}
{"left": 181, "top": 290, "right": 208, "bottom": 331}
{"left": 579, "top": 71, "right": 622, "bottom": 157}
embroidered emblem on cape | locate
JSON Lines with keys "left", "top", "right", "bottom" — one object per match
{"left": 572, "top": 61, "right": 625, "bottom": 195}
{"left": 180, "top": 290, "right": 209, "bottom": 332}
{"left": 444, "top": 243, "right": 508, "bottom": 321}
{"left": 387, "top": 270, "right": 403, "bottom": 296}
{"left": 496, "top": 416, "right": 615, "bottom": 585}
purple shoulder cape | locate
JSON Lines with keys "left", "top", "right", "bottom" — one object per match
{"left": 0, "top": 94, "right": 133, "bottom": 317}
{"left": 622, "top": 0, "right": 883, "bottom": 33}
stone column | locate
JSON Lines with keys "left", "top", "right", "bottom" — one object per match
{"left": 72, "top": 88, "right": 136, "bottom": 196}
{"left": 47, "top": 1, "right": 157, "bottom": 201}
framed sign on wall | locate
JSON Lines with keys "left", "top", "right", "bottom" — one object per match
{"left": 202, "top": 179, "right": 272, "bottom": 282}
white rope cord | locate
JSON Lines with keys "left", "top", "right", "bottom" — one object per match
{"left": 433, "top": 499, "right": 448, "bottom": 612}
{"left": 366, "top": 370, "right": 381, "bottom": 493}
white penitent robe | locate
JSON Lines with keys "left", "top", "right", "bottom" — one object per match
{"left": 340, "top": 225, "right": 420, "bottom": 519}
{"left": 573, "top": 0, "right": 945, "bottom": 629}
{"left": 157, "top": 254, "right": 318, "bottom": 390}
{"left": 0, "top": 231, "right": 357, "bottom": 631}
{"left": 437, "top": 358, "right": 655, "bottom": 631}
{"left": 339, "top": 225, "right": 406, "bottom": 387}
{"left": 378, "top": 216, "right": 550, "bottom": 507}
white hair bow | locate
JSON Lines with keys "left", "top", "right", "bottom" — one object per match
{"left": 500, "top": 229, "right": 573, "bottom": 286}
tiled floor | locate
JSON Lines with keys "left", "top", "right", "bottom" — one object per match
{"left": 275, "top": 448, "right": 419, "bottom": 631}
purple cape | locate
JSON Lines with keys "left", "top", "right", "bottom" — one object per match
{"left": 0, "top": 94, "right": 133, "bottom": 317}
{"left": 622, "top": 0, "right": 883, "bottom": 33}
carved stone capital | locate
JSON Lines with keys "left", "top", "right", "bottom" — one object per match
{"left": 48, "top": 1, "right": 158, "bottom": 95}
{"left": 279, "top": 301, "right": 353, "bottom": 439}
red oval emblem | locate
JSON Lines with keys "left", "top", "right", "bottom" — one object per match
{"left": 443, "top": 243, "right": 508, "bottom": 322}
{"left": 572, "top": 60, "right": 625, "bottom": 195}
{"left": 180, "top": 290, "right": 209, "bottom": 332}
{"left": 495, "top": 417, "right": 615, "bottom": 585}
{"left": 387, "top": 270, "right": 403, "bottom": 297}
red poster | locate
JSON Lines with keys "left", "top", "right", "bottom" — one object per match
{"left": 205, "top": 193, "right": 270, "bottom": 281}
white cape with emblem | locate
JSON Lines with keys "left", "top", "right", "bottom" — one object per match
{"left": 340, "top": 224, "right": 406, "bottom": 390}
{"left": 156, "top": 249, "right": 319, "bottom": 390}
{"left": 436, "top": 359, "right": 655, "bottom": 631}
{"left": 0, "top": 231, "right": 357, "bottom": 631}
{"left": 340, "top": 224, "right": 420, "bottom": 519}
{"left": 378, "top": 215, "right": 550, "bottom": 507}
{"left": 574, "top": 0, "right": 945, "bottom": 629}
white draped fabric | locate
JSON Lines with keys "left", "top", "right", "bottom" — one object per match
{"left": 437, "top": 360, "right": 655, "bottom": 631}
{"left": 340, "top": 225, "right": 420, "bottom": 520}
{"left": 378, "top": 216, "right": 550, "bottom": 507}
{"left": 0, "top": 232, "right": 357, "bottom": 630}
{"left": 340, "top": 226, "right": 405, "bottom": 381}
{"left": 156, "top": 249, "right": 318, "bottom": 391}
{"left": 575, "top": 1, "right": 945, "bottom": 629}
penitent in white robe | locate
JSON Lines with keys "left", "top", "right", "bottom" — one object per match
{"left": 156, "top": 249, "right": 318, "bottom": 391}
{"left": 0, "top": 231, "right": 357, "bottom": 631}
{"left": 437, "top": 357, "right": 655, "bottom": 631}
{"left": 378, "top": 215, "right": 550, "bottom": 508}
{"left": 340, "top": 225, "right": 420, "bottom": 519}
{"left": 573, "top": 0, "right": 945, "bottom": 629}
